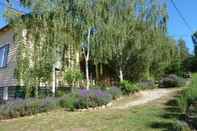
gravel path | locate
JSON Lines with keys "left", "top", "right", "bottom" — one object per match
{"left": 113, "top": 88, "right": 179, "bottom": 109}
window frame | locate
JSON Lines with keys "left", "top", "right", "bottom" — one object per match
{"left": 0, "top": 44, "right": 9, "bottom": 69}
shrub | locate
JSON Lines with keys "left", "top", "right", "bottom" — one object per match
{"left": 174, "top": 74, "right": 197, "bottom": 130}
{"left": 94, "top": 82, "right": 110, "bottom": 90}
{"left": 159, "top": 74, "right": 186, "bottom": 88}
{"left": 183, "top": 72, "right": 192, "bottom": 79}
{"left": 187, "top": 102, "right": 197, "bottom": 129}
{"left": 0, "top": 97, "right": 60, "bottom": 120}
{"left": 120, "top": 80, "right": 139, "bottom": 95}
{"left": 172, "top": 120, "right": 191, "bottom": 131}
{"left": 107, "top": 86, "right": 122, "bottom": 99}
{"left": 177, "top": 95, "right": 188, "bottom": 114}
{"left": 59, "top": 94, "right": 77, "bottom": 111}
{"left": 39, "top": 97, "right": 60, "bottom": 112}
{"left": 74, "top": 89, "right": 112, "bottom": 109}
{"left": 176, "top": 86, "right": 197, "bottom": 115}
{"left": 165, "top": 59, "right": 184, "bottom": 76}
{"left": 64, "top": 68, "right": 83, "bottom": 87}
{"left": 138, "top": 80, "right": 156, "bottom": 89}
{"left": 55, "top": 90, "right": 65, "bottom": 97}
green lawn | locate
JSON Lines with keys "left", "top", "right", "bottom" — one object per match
{"left": 0, "top": 97, "right": 179, "bottom": 131}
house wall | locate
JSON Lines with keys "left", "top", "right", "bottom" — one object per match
{"left": 0, "top": 27, "right": 17, "bottom": 88}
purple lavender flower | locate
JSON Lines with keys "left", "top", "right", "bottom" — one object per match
{"left": 79, "top": 89, "right": 89, "bottom": 97}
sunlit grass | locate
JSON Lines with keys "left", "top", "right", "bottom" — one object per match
{"left": 0, "top": 102, "right": 177, "bottom": 131}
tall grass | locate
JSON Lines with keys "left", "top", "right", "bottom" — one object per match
{"left": 177, "top": 73, "right": 197, "bottom": 113}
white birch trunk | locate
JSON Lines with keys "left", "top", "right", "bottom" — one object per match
{"left": 52, "top": 66, "right": 56, "bottom": 95}
{"left": 85, "top": 28, "right": 91, "bottom": 90}
{"left": 119, "top": 67, "right": 123, "bottom": 82}
{"left": 3, "top": 87, "right": 8, "bottom": 101}
{"left": 85, "top": 59, "right": 90, "bottom": 89}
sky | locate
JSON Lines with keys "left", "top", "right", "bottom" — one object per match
{"left": 0, "top": 0, "right": 196, "bottom": 53}
{"left": 168, "top": 0, "right": 197, "bottom": 54}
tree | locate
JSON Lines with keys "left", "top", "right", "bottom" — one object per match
{"left": 5, "top": 0, "right": 186, "bottom": 94}
{"left": 5, "top": 0, "right": 84, "bottom": 96}
{"left": 177, "top": 39, "right": 189, "bottom": 62}
{"left": 192, "top": 32, "right": 197, "bottom": 56}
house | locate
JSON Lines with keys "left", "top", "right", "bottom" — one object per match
{"left": 0, "top": 24, "right": 111, "bottom": 101}
{"left": 0, "top": 24, "right": 65, "bottom": 101}
{"left": 0, "top": 25, "right": 17, "bottom": 101}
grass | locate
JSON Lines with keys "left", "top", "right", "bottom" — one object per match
{"left": 1, "top": 75, "right": 193, "bottom": 131}
{"left": 0, "top": 96, "right": 179, "bottom": 131}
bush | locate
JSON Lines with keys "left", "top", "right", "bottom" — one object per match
{"left": 107, "top": 86, "right": 122, "bottom": 100}
{"left": 177, "top": 85, "right": 197, "bottom": 113}
{"left": 0, "top": 88, "right": 114, "bottom": 119}
{"left": 0, "top": 97, "right": 60, "bottom": 120}
{"left": 120, "top": 80, "right": 139, "bottom": 95}
{"left": 172, "top": 120, "right": 191, "bottom": 131}
{"left": 165, "top": 59, "right": 184, "bottom": 76}
{"left": 174, "top": 74, "right": 197, "bottom": 130}
{"left": 177, "top": 95, "right": 188, "bottom": 114}
{"left": 187, "top": 102, "right": 197, "bottom": 129}
{"left": 59, "top": 94, "right": 77, "bottom": 111}
{"left": 159, "top": 74, "right": 186, "bottom": 88}
{"left": 64, "top": 68, "right": 83, "bottom": 87}
{"left": 183, "top": 72, "right": 192, "bottom": 79}
{"left": 138, "top": 80, "right": 156, "bottom": 89}
{"left": 55, "top": 90, "right": 65, "bottom": 97}
{"left": 74, "top": 89, "right": 112, "bottom": 109}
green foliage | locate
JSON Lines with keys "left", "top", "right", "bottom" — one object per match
{"left": 138, "top": 80, "right": 156, "bottom": 90}
{"left": 55, "top": 90, "right": 65, "bottom": 97}
{"left": 0, "top": 97, "right": 60, "bottom": 120}
{"left": 176, "top": 73, "right": 197, "bottom": 117}
{"left": 64, "top": 68, "right": 83, "bottom": 87}
{"left": 94, "top": 82, "right": 109, "bottom": 90}
{"left": 177, "top": 94, "right": 188, "bottom": 113}
{"left": 159, "top": 74, "right": 186, "bottom": 88}
{"left": 177, "top": 39, "right": 189, "bottom": 62}
{"left": 172, "top": 121, "right": 191, "bottom": 131}
{"left": 120, "top": 80, "right": 139, "bottom": 95}
{"left": 59, "top": 94, "right": 77, "bottom": 111}
{"left": 5, "top": 0, "right": 187, "bottom": 93}
{"left": 75, "top": 89, "right": 113, "bottom": 109}
{"left": 107, "top": 87, "right": 122, "bottom": 100}
{"left": 165, "top": 59, "right": 184, "bottom": 76}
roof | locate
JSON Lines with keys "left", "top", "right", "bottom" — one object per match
{"left": 0, "top": 12, "right": 32, "bottom": 33}
{"left": 0, "top": 25, "right": 10, "bottom": 32}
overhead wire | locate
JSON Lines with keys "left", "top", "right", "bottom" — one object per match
{"left": 170, "top": 0, "right": 193, "bottom": 33}
{"left": 0, "top": 1, "right": 26, "bottom": 14}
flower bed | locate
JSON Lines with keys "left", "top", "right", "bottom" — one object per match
{"left": 0, "top": 97, "right": 61, "bottom": 120}
{"left": 0, "top": 87, "right": 122, "bottom": 119}
{"left": 59, "top": 89, "right": 113, "bottom": 111}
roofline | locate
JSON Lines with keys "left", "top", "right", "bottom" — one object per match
{"left": 0, "top": 25, "right": 10, "bottom": 32}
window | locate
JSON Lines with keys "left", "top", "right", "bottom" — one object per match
{"left": 0, "top": 45, "right": 9, "bottom": 68}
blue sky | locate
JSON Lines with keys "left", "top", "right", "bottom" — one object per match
{"left": 0, "top": 0, "right": 196, "bottom": 53}
{"left": 168, "top": 0, "right": 197, "bottom": 53}
{"left": 0, "top": 0, "right": 29, "bottom": 27}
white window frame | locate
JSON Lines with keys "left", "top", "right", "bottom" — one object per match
{"left": 0, "top": 44, "right": 9, "bottom": 68}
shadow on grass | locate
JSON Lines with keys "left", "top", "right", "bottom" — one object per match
{"left": 150, "top": 122, "right": 174, "bottom": 131}
{"left": 150, "top": 95, "right": 185, "bottom": 131}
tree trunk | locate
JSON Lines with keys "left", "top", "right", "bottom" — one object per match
{"left": 61, "top": 44, "right": 67, "bottom": 71}
{"left": 84, "top": 27, "right": 91, "bottom": 90}
{"left": 145, "top": 64, "right": 150, "bottom": 80}
{"left": 119, "top": 66, "right": 123, "bottom": 82}
{"left": 35, "top": 85, "right": 38, "bottom": 98}
{"left": 52, "top": 66, "right": 56, "bottom": 96}
{"left": 95, "top": 64, "right": 99, "bottom": 81}
{"left": 34, "top": 79, "right": 39, "bottom": 98}
{"left": 100, "top": 64, "right": 103, "bottom": 77}
{"left": 85, "top": 59, "right": 90, "bottom": 90}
